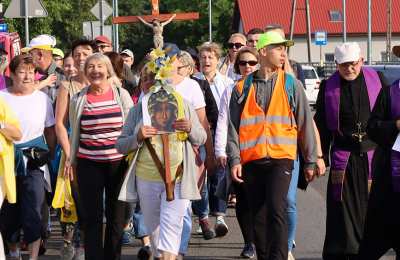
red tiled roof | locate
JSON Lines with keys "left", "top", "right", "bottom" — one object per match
{"left": 237, "top": 0, "right": 400, "bottom": 35}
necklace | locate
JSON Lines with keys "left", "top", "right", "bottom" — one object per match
{"left": 351, "top": 79, "right": 366, "bottom": 143}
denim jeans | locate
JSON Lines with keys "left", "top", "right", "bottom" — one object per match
{"left": 208, "top": 166, "right": 228, "bottom": 216}
{"left": 287, "top": 158, "right": 299, "bottom": 251}
{"left": 191, "top": 146, "right": 209, "bottom": 219}
{"left": 0, "top": 169, "right": 45, "bottom": 244}
{"left": 132, "top": 203, "right": 148, "bottom": 238}
{"left": 179, "top": 203, "right": 192, "bottom": 255}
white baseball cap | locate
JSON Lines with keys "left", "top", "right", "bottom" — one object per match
{"left": 28, "top": 34, "right": 57, "bottom": 51}
{"left": 120, "top": 49, "right": 134, "bottom": 58}
{"left": 334, "top": 42, "right": 361, "bottom": 64}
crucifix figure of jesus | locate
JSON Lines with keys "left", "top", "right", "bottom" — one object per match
{"left": 138, "top": 14, "right": 176, "bottom": 49}
{"left": 112, "top": 0, "right": 199, "bottom": 48}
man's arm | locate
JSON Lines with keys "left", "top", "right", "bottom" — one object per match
{"left": 293, "top": 79, "right": 317, "bottom": 166}
{"left": 161, "top": 14, "right": 176, "bottom": 26}
{"left": 137, "top": 16, "right": 153, "bottom": 28}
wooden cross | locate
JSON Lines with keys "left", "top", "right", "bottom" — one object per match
{"left": 112, "top": 0, "right": 199, "bottom": 25}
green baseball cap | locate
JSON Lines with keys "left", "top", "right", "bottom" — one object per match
{"left": 256, "top": 31, "right": 294, "bottom": 50}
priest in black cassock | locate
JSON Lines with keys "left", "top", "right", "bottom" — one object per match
{"left": 357, "top": 46, "right": 400, "bottom": 260}
{"left": 314, "top": 42, "right": 386, "bottom": 260}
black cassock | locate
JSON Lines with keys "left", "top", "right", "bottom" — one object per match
{"left": 358, "top": 83, "right": 400, "bottom": 259}
{"left": 314, "top": 71, "right": 384, "bottom": 259}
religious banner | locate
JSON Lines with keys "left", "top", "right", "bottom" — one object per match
{"left": 148, "top": 89, "right": 178, "bottom": 134}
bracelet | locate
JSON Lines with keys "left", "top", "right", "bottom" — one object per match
{"left": 317, "top": 155, "right": 324, "bottom": 159}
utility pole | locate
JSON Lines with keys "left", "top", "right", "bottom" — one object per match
{"left": 367, "top": 0, "right": 372, "bottom": 64}
{"left": 112, "top": 0, "right": 119, "bottom": 51}
{"left": 99, "top": 0, "right": 104, "bottom": 36}
{"left": 289, "top": 0, "right": 297, "bottom": 41}
{"left": 305, "top": 0, "right": 312, "bottom": 63}
{"left": 343, "top": 0, "right": 347, "bottom": 42}
{"left": 209, "top": 0, "right": 212, "bottom": 42}
{"left": 386, "top": 0, "right": 392, "bottom": 61}
{"left": 288, "top": 0, "right": 297, "bottom": 55}
{"left": 24, "top": 0, "right": 29, "bottom": 46}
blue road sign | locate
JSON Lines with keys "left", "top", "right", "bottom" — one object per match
{"left": 315, "top": 31, "right": 327, "bottom": 45}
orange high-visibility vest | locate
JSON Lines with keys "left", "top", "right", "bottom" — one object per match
{"left": 237, "top": 69, "right": 297, "bottom": 164}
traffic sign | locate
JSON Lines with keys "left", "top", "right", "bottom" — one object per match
{"left": 83, "top": 21, "right": 112, "bottom": 40}
{"left": 91, "top": 1, "right": 113, "bottom": 21}
{"left": 315, "top": 31, "right": 327, "bottom": 46}
{"left": 4, "top": 0, "right": 48, "bottom": 18}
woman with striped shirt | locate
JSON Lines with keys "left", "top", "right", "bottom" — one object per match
{"left": 67, "top": 53, "right": 133, "bottom": 260}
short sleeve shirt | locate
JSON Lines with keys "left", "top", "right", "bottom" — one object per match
{"left": 0, "top": 90, "right": 55, "bottom": 144}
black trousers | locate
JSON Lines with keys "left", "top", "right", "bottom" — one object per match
{"left": 76, "top": 158, "right": 128, "bottom": 260}
{"left": 234, "top": 181, "right": 254, "bottom": 244}
{"left": 243, "top": 159, "right": 293, "bottom": 260}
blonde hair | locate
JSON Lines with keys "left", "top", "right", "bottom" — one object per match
{"left": 177, "top": 51, "right": 195, "bottom": 69}
{"left": 84, "top": 53, "right": 116, "bottom": 78}
{"left": 198, "top": 42, "right": 223, "bottom": 60}
{"left": 229, "top": 33, "right": 247, "bottom": 43}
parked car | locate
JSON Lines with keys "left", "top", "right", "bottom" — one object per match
{"left": 365, "top": 65, "right": 400, "bottom": 85}
{"left": 301, "top": 65, "right": 320, "bottom": 106}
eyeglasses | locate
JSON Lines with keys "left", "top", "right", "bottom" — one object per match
{"left": 97, "top": 44, "right": 110, "bottom": 49}
{"left": 227, "top": 42, "right": 244, "bottom": 49}
{"left": 238, "top": 60, "right": 258, "bottom": 66}
{"left": 177, "top": 65, "right": 189, "bottom": 70}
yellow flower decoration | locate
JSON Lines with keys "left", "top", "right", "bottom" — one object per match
{"left": 147, "top": 60, "right": 157, "bottom": 73}
{"left": 155, "top": 65, "right": 173, "bottom": 81}
{"left": 149, "top": 48, "right": 165, "bottom": 60}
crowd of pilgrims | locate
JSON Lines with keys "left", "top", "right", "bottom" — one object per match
{"left": 0, "top": 23, "right": 398, "bottom": 260}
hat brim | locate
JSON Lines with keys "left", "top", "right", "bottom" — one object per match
{"left": 257, "top": 40, "right": 294, "bottom": 50}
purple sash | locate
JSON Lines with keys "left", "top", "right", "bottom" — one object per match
{"left": 325, "top": 67, "right": 381, "bottom": 201}
{"left": 390, "top": 80, "right": 400, "bottom": 192}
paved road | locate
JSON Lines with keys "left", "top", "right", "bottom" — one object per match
{"left": 32, "top": 175, "right": 395, "bottom": 259}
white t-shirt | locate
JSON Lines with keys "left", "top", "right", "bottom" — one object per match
{"left": 0, "top": 90, "right": 55, "bottom": 144}
{"left": 174, "top": 77, "right": 206, "bottom": 110}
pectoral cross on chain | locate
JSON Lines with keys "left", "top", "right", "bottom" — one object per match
{"left": 352, "top": 122, "right": 366, "bottom": 143}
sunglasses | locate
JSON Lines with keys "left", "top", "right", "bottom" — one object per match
{"left": 228, "top": 42, "right": 244, "bottom": 49}
{"left": 238, "top": 60, "right": 258, "bottom": 66}
{"left": 97, "top": 44, "right": 110, "bottom": 49}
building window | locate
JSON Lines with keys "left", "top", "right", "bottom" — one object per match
{"left": 325, "top": 53, "right": 335, "bottom": 62}
{"left": 329, "top": 10, "right": 342, "bottom": 22}
{"left": 381, "top": 51, "right": 400, "bottom": 62}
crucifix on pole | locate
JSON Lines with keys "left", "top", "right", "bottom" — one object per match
{"left": 112, "top": 0, "right": 199, "bottom": 49}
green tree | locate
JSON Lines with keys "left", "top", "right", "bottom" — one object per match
{"left": 2, "top": 0, "right": 235, "bottom": 60}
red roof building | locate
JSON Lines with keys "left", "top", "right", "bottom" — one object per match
{"left": 233, "top": 0, "right": 400, "bottom": 62}
{"left": 233, "top": 0, "right": 400, "bottom": 36}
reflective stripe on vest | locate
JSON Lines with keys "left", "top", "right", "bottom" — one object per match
{"left": 237, "top": 69, "right": 297, "bottom": 164}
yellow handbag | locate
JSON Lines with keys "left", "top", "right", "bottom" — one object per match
{"left": 52, "top": 153, "right": 78, "bottom": 223}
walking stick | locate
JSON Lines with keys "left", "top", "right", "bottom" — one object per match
{"left": 161, "top": 134, "right": 174, "bottom": 201}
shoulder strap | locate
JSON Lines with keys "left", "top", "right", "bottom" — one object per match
{"left": 144, "top": 139, "right": 166, "bottom": 182}
{"left": 237, "top": 74, "right": 254, "bottom": 104}
{"left": 284, "top": 73, "right": 296, "bottom": 112}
